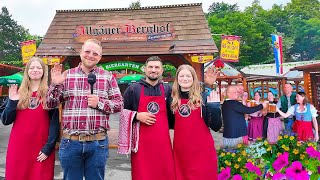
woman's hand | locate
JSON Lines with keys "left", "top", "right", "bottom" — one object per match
{"left": 207, "top": 90, "right": 220, "bottom": 103}
{"left": 8, "top": 84, "right": 19, "bottom": 100}
{"left": 37, "top": 151, "right": 48, "bottom": 162}
{"left": 315, "top": 133, "right": 319, "bottom": 142}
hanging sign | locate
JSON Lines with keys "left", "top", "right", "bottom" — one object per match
{"left": 20, "top": 40, "right": 37, "bottom": 64}
{"left": 191, "top": 55, "right": 213, "bottom": 63}
{"left": 220, "top": 35, "right": 241, "bottom": 62}
{"left": 99, "top": 61, "right": 144, "bottom": 73}
{"left": 74, "top": 19, "right": 175, "bottom": 42}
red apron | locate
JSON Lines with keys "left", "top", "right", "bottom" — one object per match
{"left": 6, "top": 93, "right": 55, "bottom": 180}
{"left": 131, "top": 85, "right": 175, "bottom": 180}
{"left": 173, "top": 99, "right": 218, "bottom": 180}
{"left": 292, "top": 120, "right": 314, "bottom": 141}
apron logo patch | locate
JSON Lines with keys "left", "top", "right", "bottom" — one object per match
{"left": 147, "top": 101, "right": 160, "bottom": 114}
{"left": 178, "top": 104, "right": 191, "bottom": 117}
{"left": 29, "top": 97, "right": 40, "bottom": 109}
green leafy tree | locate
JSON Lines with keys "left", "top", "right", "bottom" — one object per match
{"left": 0, "top": 7, "right": 41, "bottom": 66}
{"left": 129, "top": 0, "right": 141, "bottom": 9}
{"left": 284, "top": 0, "right": 320, "bottom": 60}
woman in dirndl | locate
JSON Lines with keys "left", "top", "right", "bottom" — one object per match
{"left": 247, "top": 91, "right": 265, "bottom": 141}
{"left": 276, "top": 92, "right": 319, "bottom": 142}
{"left": 265, "top": 92, "right": 283, "bottom": 144}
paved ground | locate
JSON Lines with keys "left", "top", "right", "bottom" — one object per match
{"left": 0, "top": 113, "right": 223, "bottom": 180}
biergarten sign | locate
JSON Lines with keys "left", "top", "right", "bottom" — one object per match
{"left": 98, "top": 61, "right": 144, "bottom": 73}
{"left": 220, "top": 35, "right": 241, "bottom": 62}
{"left": 74, "top": 19, "right": 175, "bottom": 42}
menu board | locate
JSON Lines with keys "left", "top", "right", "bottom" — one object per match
{"left": 311, "top": 73, "right": 320, "bottom": 111}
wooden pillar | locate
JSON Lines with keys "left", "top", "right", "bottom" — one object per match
{"left": 252, "top": 82, "right": 255, "bottom": 100}
{"left": 277, "top": 81, "right": 282, "bottom": 98}
{"left": 303, "top": 71, "right": 312, "bottom": 104}
{"left": 218, "top": 81, "right": 222, "bottom": 100}
{"left": 261, "top": 80, "right": 265, "bottom": 100}
{"left": 243, "top": 78, "right": 248, "bottom": 92}
{"left": 0, "top": 86, "right": 2, "bottom": 96}
{"left": 183, "top": 55, "right": 203, "bottom": 81}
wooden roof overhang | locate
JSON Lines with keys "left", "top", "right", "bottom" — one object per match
{"left": 36, "top": 3, "right": 218, "bottom": 79}
{"left": 0, "top": 64, "right": 23, "bottom": 76}
{"left": 290, "top": 63, "right": 320, "bottom": 108}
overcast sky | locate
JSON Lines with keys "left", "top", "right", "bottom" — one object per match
{"left": 1, "top": 0, "right": 291, "bottom": 36}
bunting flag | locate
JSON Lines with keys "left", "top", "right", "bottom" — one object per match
{"left": 271, "top": 34, "right": 283, "bottom": 75}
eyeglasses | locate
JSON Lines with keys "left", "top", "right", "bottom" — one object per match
{"left": 83, "top": 50, "right": 101, "bottom": 57}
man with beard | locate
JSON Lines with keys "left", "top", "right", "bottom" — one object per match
{"left": 46, "top": 39, "right": 124, "bottom": 180}
{"left": 119, "top": 56, "right": 218, "bottom": 180}
{"left": 277, "top": 83, "right": 296, "bottom": 131}
{"left": 120, "top": 56, "right": 175, "bottom": 180}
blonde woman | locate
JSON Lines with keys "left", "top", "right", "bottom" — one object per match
{"left": 170, "top": 65, "right": 221, "bottom": 180}
{"left": 1, "top": 57, "right": 59, "bottom": 180}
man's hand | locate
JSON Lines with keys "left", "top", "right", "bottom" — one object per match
{"left": 136, "top": 112, "right": 156, "bottom": 125}
{"left": 88, "top": 95, "right": 99, "bottom": 108}
{"left": 8, "top": 84, "right": 20, "bottom": 100}
{"left": 204, "top": 66, "right": 219, "bottom": 87}
{"left": 51, "top": 63, "right": 67, "bottom": 84}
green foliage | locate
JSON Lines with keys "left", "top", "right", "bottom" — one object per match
{"left": 206, "top": 0, "right": 320, "bottom": 67}
{"left": 129, "top": 0, "right": 141, "bottom": 9}
{"left": 0, "top": 7, "right": 42, "bottom": 67}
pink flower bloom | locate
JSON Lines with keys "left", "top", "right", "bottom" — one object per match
{"left": 272, "top": 173, "right": 286, "bottom": 180}
{"left": 233, "top": 174, "right": 242, "bottom": 180}
{"left": 306, "top": 146, "right": 319, "bottom": 158}
{"left": 285, "top": 161, "right": 309, "bottom": 180}
{"left": 272, "top": 152, "right": 289, "bottom": 172}
{"left": 218, "top": 167, "right": 231, "bottom": 180}
{"left": 245, "top": 162, "right": 262, "bottom": 176}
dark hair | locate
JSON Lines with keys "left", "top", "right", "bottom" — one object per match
{"left": 254, "top": 91, "right": 261, "bottom": 97}
{"left": 146, "top": 56, "right": 162, "bottom": 64}
{"left": 297, "top": 91, "right": 308, "bottom": 105}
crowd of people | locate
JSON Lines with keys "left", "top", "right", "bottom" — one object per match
{"left": 0, "top": 38, "right": 319, "bottom": 180}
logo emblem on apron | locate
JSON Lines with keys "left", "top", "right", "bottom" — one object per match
{"left": 147, "top": 101, "right": 160, "bottom": 114}
{"left": 29, "top": 97, "right": 40, "bottom": 109}
{"left": 178, "top": 104, "right": 191, "bottom": 117}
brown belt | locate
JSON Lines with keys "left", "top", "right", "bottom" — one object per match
{"left": 62, "top": 132, "right": 107, "bottom": 142}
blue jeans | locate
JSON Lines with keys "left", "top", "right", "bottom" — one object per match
{"left": 59, "top": 137, "right": 109, "bottom": 180}
{"left": 285, "top": 118, "right": 294, "bottom": 131}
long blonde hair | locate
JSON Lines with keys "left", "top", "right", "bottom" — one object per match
{"left": 17, "top": 57, "right": 48, "bottom": 110}
{"left": 171, "top": 65, "right": 202, "bottom": 111}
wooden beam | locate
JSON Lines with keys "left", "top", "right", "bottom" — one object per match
{"left": 303, "top": 71, "right": 312, "bottom": 104}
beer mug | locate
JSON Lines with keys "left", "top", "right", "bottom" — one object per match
{"left": 250, "top": 100, "right": 256, "bottom": 107}
{"left": 268, "top": 103, "right": 277, "bottom": 113}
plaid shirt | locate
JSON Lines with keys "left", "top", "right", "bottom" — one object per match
{"left": 46, "top": 64, "right": 123, "bottom": 135}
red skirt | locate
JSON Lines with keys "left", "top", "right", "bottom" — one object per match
{"left": 292, "top": 120, "right": 314, "bottom": 141}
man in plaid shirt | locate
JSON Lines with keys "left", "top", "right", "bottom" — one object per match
{"left": 46, "top": 39, "right": 123, "bottom": 180}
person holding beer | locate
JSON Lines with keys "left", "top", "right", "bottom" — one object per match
{"left": 247, "top": 91, "right": 265, "bottom": 141}
{"left": 265, "top": 92, "right": 283, "bottom": 144}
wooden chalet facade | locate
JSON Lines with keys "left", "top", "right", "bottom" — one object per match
{"left": 36, "top": 3, "right": 218, "bottom": 80}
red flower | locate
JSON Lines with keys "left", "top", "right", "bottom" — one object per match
{"left": 214, "top": 59, "right": 225, "bottom": 69}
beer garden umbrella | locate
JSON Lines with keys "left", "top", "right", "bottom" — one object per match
{"left": 118, "top": 74, "right": 144, "bottom": 84}
{"left": 0, "top": 73, "right": 23, "bottom": 86}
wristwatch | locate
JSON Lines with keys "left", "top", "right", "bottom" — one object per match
{"left": 97, "top": 101, "right": 104, "bottom": 110}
